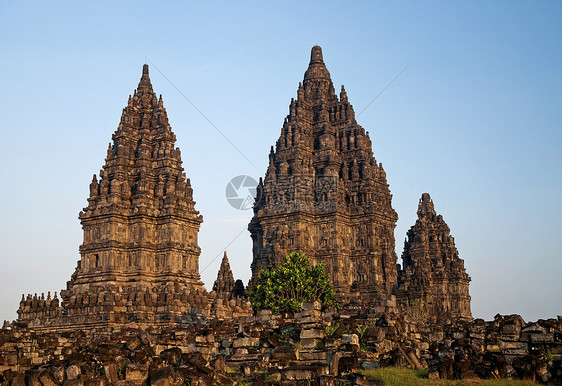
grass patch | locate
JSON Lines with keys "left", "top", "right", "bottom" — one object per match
{"left": 360, "top": 367, "right": 536, "bottom": 385}
{"left": 225, "top": 366, "right": 239, "bottom": 374}
{"left": 360, "top": 367, "right": 429, "bottom": 385}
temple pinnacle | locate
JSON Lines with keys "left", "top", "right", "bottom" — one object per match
{"left": 137, "top": 64, "right": 153, "bottom": 93}
{"left": 417, "top": 192, "right": 436, "bottom": 218}
{"left": 310, "top": 45, "right": 324, "bottom": 64}
{"left": 304, "top": 45, "right": 331, "bottom": 82}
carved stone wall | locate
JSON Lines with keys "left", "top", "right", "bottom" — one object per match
{"left": 249, "top": 46, "right": 398, "bottom": 306}
{"left": 396, "top": 193, "right": 472, "bottom": 322}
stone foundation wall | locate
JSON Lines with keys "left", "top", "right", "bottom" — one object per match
{"left": 16, "top": 290, "right": 252, "bottom": 331}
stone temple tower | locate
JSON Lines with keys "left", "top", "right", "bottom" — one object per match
{"left": 249, "top": 46, "right": 398, "bottom": 306}
{"left": 396, "top": 193, "right": 472, "bottom": 322}
{"left": 18, "top": 65, "right": 210, "bottom": 328}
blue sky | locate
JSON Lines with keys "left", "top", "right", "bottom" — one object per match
{"left": 1, "top": 1, "right": 561, "bottom": 323}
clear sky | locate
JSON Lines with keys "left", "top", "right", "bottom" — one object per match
{"left": 1, "top": 1, "right": 561, "bottom": 323}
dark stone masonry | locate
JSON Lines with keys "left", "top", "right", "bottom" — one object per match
{"left": 249, "top": 46, "right": 398, "bottom": 307}
{"left": 1, "top": 46, "right": 560, "bottom": 384}
{"left": 396, "top": 193, "right": 472, "bottom": 323}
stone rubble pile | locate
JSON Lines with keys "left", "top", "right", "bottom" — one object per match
{"left": 2, "top": 304, "right": 561, "bottom": 385}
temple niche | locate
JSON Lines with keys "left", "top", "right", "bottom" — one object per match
{"left": 396, "top": 193, "right": 472, "bottom": 322}
{"left": 249, "top": 46, "right": 399, "bottom": 307}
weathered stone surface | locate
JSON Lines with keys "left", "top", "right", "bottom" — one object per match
{"left": 300, "top": 350, "right": 328, "bottom": 361}
{"left": 272, "top": 346, "right": 299, "bottom": 361}
{"left": 301, "top": 329, "right": 325, "bottom": 339}
{"left": 363, "top": 326, "right": 385, "bottom": 342}
{"left": 396, "top": 193, "right": 472, "bottom": 323}
{"left": 53, "top": 366, "right": 65, "bottom": 384}
{"left": 84, "top": 377, "right": 107, "bottom": 386}
{"left": 232, "top": 337, "right": 257, "bottom": 348}
{"left": 125, "top": 363, "right": 148, "bottom": 384}
{"left": 530, "top": 333, "right": 554, "bottom": 343}
{"left": 38, "top": 370, "right": 58, "bottom": 386}
{"left": 342, "top": 334, "right": 359, "bottom": 347}
{"left": 103, "top": 364, "right": 118, "bottom": 384}
{"left": 66, "top": 365, "right": 81, "bottom": 380}
{"left": 255, "top": 310, "right": 272, "bottom": 323}
{"left": 159, "top": 347, "right": 182, "bottom": 365}
{"left": 248, "top": 46, "right": 399, "bottom": 307}
{"left": 302, "top": 301, "right": 322, "bottom": 312}
{"left": 11, "top": 373, "right": 26, "bottom": 386}
{"left": 149, "top": 366, "right": 181, "bottom": 386}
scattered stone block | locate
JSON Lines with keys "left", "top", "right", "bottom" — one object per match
{"left": 159, "top": 347, "right": 182, "bottom": 365}
{"left": 300, "top": 338, "right": 320, "bottom": 349}
{"left": 530, "top": 333, "right": 554, "bottom": 343}
{"left": 232, "top": 337, "right": 256, "bottom": 348}
{"left": 256, "top": 310, "right": 272, "bottom": 323}
{"left": 11, "top": 373, "right": 26, "bottom": 386}
{"left": 66, "top": 365, "right": 81, "bottom": 380}
{"left": 360, "top": 360, "right": 378, "bottom": 370}
{"left": 84, "top": 377, "right": 107, "bottom": 386}
{"left": 103, "top": 364, "right": 118, "bottom": 384}
{"left": 149, "top": 366, "right": 181, "bottom": 386}
{"left": 272, "top": 346, "right": 299, "bottom": 361}
{"left": 342, "top": 334, "right": 359, "bottom": 347}
{"left": 125, "top": 364, "right": 148, "bottom": 384}
{"left": 38, "top": 369, "right": 58, "bottom": 386}
{"left": 300, "top": 329, "right": 325, "bottom": 340}
{"left": 301, "top": 302, "right": 322, "bottom": 312}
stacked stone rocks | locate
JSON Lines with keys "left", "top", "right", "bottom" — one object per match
{"left": 249, "top": 46, "right": 399, "bottom": 307}
{"left": 425, "top": 314, "right": 561, "bottom": 382}
{"left": 396, "top": 193, "right": 472, "bottom": 322}
{"left": 3, "top": 310, "right": 560, "bottom": 384}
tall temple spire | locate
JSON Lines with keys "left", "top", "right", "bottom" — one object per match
{"left": 397, "top": 193, "right": 472, "bottom": 322}
{"left": 249, "top": 46, "right": 398, "bottom": 306}
{"left": 41, "top": 64, "right": 209, "bottom": 326}
{"left": 213, "top": 252, "right": 236, "bottom": 297}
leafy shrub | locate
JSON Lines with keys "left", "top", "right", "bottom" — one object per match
{"left": 325, "top": 322, "right": 340, "bottom": 336}
{"left": 249, "top": 252, "right": 337, "bottom": 314}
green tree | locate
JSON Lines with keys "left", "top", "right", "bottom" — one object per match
{"left": 249, "top": 252, "right": 337, "bottom": 314}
